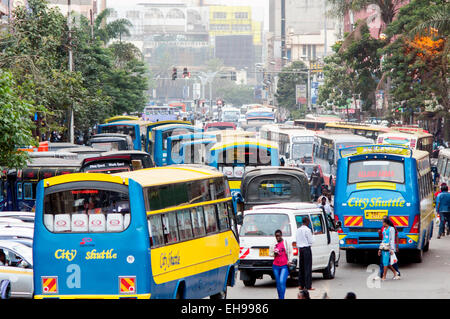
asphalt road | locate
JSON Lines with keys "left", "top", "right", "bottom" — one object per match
{"left": 228, "top": 223, "right": 450, "bottom": 299}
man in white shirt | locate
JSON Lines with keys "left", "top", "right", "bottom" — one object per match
{"left": 319, "top": 196, "right": 333, "bottom": 218}
{"left": 296, "top": 217, "right": 314, "bottom": 291}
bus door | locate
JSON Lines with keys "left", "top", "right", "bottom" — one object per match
{"left": 33, "top": 179, "right": 151, "bottom": 298}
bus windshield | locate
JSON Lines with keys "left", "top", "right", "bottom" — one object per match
{"left": 348, "top": 159, "right": 405, "bottom": 184}
{"left": 240, "top": 213, "right": 291, "bottom": 237}
{"left": 43, "top": 186, "right": 130, "bottom": 233}
{"left": 216, "top": 146, "right": 272, "bottom": 166}
{"left": 291, "top": 143, "right": 313, "bottom": 160}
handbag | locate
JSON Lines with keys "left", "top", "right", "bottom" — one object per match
{"left": 390, "top": 252, "right": 398, "bottom": 265}
{"left": 379, "top": 242, "right": 390, "bottom": 251}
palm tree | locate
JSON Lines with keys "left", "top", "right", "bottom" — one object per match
{"left": 410, "top": 3, "right": 450, "bottom": 37}
{"left": 94, "top": 8, "right": 133, "bottom": 44}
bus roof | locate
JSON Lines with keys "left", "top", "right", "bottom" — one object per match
{"left": 379, "top": 130, "right": 433, "bottom": 138}
{"left": 114, "top": 165, "right": 223, "bottom": 187}
{"left": 104, "top": 116, "right": 140, "bottom": 123}
{"left": 316, "top": 132, "right": 374, "bottom": 143}
{"left": 209, "top": 138, "right": 278, "bottom": 151}
{"left": 27, "top": 157, "right": 82, "bottom": 167}
{"left": 325, "top": 122, "right": 391, "bottom": 132}
{"left": 151, "top": 123, "right": 194, "bottom": 131}
{"left": 43, "top": 166, "right": 223, "bottom": 188}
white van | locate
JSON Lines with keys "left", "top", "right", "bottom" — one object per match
{"left": 238, "top": 202, "right": 340, "bottom": 286}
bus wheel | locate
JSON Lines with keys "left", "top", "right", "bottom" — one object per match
{"left": 322, "top": 253, "right": 336, "bottom": 279}
{"left": 210, "top": 287, "right": 227, "bottom": 299}
{"left": 242, "top": 277, "right": 256, "bottom": 287}
{"left": 423, "top": 239, "right": 430, "bottom": 252}
{"left": 411, "top": 249, "right": 423, "bottom": 263}
{"left": 345, "top": 250, "right": 356, "bottom": 264}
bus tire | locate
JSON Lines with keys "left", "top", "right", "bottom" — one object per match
{"left": 423, "top": 239, "right": 430, "bottom": 252}
{"left": 411, "top": 249, "right": 423, "bottom": 263}
{"left": 322, "top": 253, "right": 336, "bottom": 279}
{"left": 210, "top": 287, "right": 227, "bottom": 299}
{"left": 175, "top": 282, "right": 185, "bottom": 299}
{"left": 242, "top": 277, "right": 256, "bottom": 287}
{"left": 345, "top": 250, "right": 356, "bottom": 264}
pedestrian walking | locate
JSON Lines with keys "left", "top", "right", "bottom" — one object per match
{"left": 270, "top": 230, "right": 290, "bottom": 299}
{"left": 296, "top": 217, "right": 314, "bottom": 291}
{"left": 378, "top": 217, "right": 398, "bottom": 281}
{"left": 437, "top": 184, "right": 450, "bottom": 239}
{"left": 378, "top": 217, "right": 401, "bottom": 279}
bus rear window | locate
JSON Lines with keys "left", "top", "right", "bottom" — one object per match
{"left": 43, "top": 187, "right": 130, "bottom": 233}
{"left": 348, "top": 160, "right": 405, "bottom": 184}
{"left": 100, "top": 125, "right": 136, "bottom": 139}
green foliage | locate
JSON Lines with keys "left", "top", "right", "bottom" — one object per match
{"left": 215, "top": 83, "right": 255, "bottom": 106}
{"left": 382, "top": 0, "right": 448, "bottom": 125}
{"left": 0, "top": 0, "right": 148, "bottom": 140}
{"left": 275, "top": 61, "right": 308, "bottom": 112}
{"left": 0, "top": 71, "right": 36, "bottom": 168}
{"left": 318, "top": 24, "right": 384, "bottom": 113}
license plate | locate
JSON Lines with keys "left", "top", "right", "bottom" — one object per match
{"left": 259, "top": 248, "right": 269, "bottom": 257}
{"left": 364, "top": 210, "right": 388, "bottom": 220}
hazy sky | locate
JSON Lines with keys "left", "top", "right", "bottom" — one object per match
{"left": 106, "top": 0, "right": 270, "bottom": 29}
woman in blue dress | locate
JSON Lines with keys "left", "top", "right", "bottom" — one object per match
{"left": 378, "top": 217, "right": 397, "bottom": 281}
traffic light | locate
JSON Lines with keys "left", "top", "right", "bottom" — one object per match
{"left": 182, "top": 67, "right": 189, "bottom": 78}
{"left": 172, "top": 67, "right": 177, "bottom": 80}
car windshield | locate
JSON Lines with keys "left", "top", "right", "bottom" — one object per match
{"left": 240, "top": 213, "right": 291, "bottom": 236}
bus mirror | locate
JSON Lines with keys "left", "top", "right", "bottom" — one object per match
{"left": 336, "top": 221, "right": 342, "bottom": 229}
{"left": 132, "top": 160, "right": 143, "bottom": 171}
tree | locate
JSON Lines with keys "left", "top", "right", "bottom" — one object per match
{"left": 382, "top": 0, "right": 449, "bottom": 138}
{"left": 0, "top": 71, "right": 36, "bottom": 168}
{"left": 94, "top": 8, "right": 133, "bottom": 44}
{"left": 275, "top": 61, "right": 308, "bottom": 115}
{"left": 318, "top": 23, "right": 384, "bottom": 115}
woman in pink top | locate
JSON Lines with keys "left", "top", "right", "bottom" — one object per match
{"left": 272, "top": 229, "right": 289, "bottom": 299}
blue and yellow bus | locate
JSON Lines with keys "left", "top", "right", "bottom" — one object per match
{"left": 33, "top": 166, "right": 240, "bottom": 299}
{"left": 207, "top": 137, "right": 280, "bottom": 193}
{"left": 1, "top": 158, "right": 80, "bottom": 212}
{"left": 97, "top": 120, "right": 151, "bottom": 151}
{"left": 148, "top": 124, "right": 202, "bottom": 167}
{"left": 103, "top": 116, "right": 140, "bottom": 124}
{"left": 166, "top": 133, "right": 217, "bottom": 166}
{"left": 334, "top": 145, "right": 434, "bottom": 263}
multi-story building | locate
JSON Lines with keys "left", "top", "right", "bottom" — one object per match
{"left": 208, "top": 5, "right": 263, "bottom": 80}
{"left": 343, "top": 0, "right": 410, "bottom": 39}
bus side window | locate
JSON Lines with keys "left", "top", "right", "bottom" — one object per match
{"left": 191, "top": 207, "right": 206, "bottom": 237}
{"left": 148, "top": 214, "right": 164, "bottom": 247}
{"left": 23, "top": 183, "right": 33, "bottom": 200}
{"left": 17, "top": 183, "right": 23, "bottom": 200}
{"left": 162, "top": 213, "right": 179, "bottom": 244}
{"left": 217, "top": 202, "right": 230, "bottom": 231}
{"left": 177, "top": 209, "right": 194, "bottom": 241}
{"left": 204, "top": 205, "right": 218, "bottom": 234}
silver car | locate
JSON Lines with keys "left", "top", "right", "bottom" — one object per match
{"left": 0, "top": 240, "right": 33, "bottom": 298}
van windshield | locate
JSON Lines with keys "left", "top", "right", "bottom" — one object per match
{"left": 240, "top": 213, "right": 291, "bottom": 237}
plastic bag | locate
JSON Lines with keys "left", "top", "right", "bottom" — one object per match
{"left": 390, "top": 252, "right": 398, "bottom": 265}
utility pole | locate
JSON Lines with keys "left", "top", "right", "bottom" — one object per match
{"left": 67, "top": 0, "right": 74, "bottom": 144}
{"left": 281, "top": 0, "right": 286, "bottom": 67}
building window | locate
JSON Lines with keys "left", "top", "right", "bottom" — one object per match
{"left": 213, "top": 12, "right": 227, "bottom": 19}
{"left": 234, "top": 12, "right": 248, "bottom": 19}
